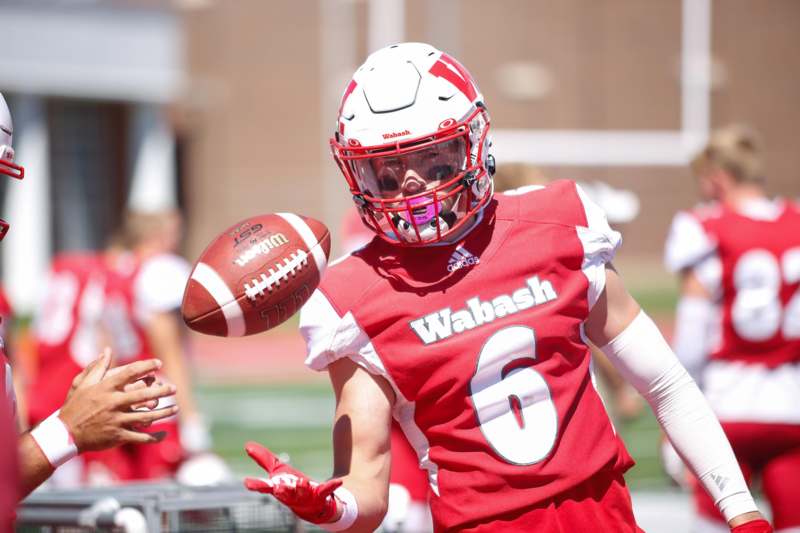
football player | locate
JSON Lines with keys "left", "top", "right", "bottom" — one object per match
{"left": 244, "top": 45, "right": 772, "bottom": 532}
{"left": 83, "top": 209, "right": 213, "bottom": 483}
{"left": 665, "top": 125, "right": 800, "bottom": 533}
{"left": 0, "top": 92, "right": 178, "bottom": 509}
{"left": 27, "top": 253, "right": 107, "bottom": 449}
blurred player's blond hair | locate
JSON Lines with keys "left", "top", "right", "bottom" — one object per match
{"left": 109, "top": 209, "right": 183, "bottom": 254}
{"left": 691, "top": 124, "right": 764, "bottom": 184}
{"left": 491, "top": 162, "right": 549, "bottom": 192}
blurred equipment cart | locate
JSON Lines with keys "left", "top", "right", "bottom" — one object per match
{"left": 16, "top": 482, "right": 302, "bottom": 532}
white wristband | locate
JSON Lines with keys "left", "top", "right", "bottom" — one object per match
{"left": 30, "top": 410, "right": 78, "bottom": 468}
{"left": 713, "top": 484, "right": 758, "bottom": 522}
{"left": 322, "top": 486, "right": 358, "bottom": 532}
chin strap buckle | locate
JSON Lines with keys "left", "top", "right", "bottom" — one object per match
{"left": 461, "top": 171, "right": 477, "bottom": 188}
{"left": 352, "top": 194, "right": 368, "bottom": 207}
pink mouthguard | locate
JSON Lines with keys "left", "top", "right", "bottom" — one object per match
{"left": 404, "top": 197, "right": 439, "bottom": 225}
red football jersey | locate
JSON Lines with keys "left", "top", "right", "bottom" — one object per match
{"left": 28, "top": 253, "right": 105, "bottom": 425}
{"left": 101, "top": 253, "right": 151, "bottom": 363}
{"left": 664, "top": 198, "right": 800, "bottom": 425}
{"left": 0, "top": 353, "right": 18, "bottom": 532}
{"left": 0, "top": 286, "right": 14, "bottom": 344}
{"left": 701, "top": 201, "right": 800, "bottom": 367}
{"left": 301, "top": 181, "right": 634, "bottom": 531}
{"left": 101, "top": 252, "right": 191, "bottom": 363}
{"left": 675, "top": 200, "right": 800, "bottom": 367}
{"left": 83, "top": 252, "right": 189, "bottom": 483}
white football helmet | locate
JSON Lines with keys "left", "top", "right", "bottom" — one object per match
{"left": 331, "top": 43, "right": 494, "bottom": 246}
{"left": 0, "top": 93, "right": 25, "bottom": 240}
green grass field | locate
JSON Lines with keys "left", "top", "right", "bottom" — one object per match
{"left": 200, "top": 381, "right": 669, "bottom": 491}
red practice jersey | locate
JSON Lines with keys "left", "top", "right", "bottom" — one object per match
{"left": 0, "top": 286, "right": 14, "bottom": 344}
{"left": 1, "top": 302, "right": 19, "bottom": 528}
{"left": 101, "top": 252, "right": 191, "bottom": 362}
{"left": 28, "top": 253, "right": 105, "bottom": 425}
{"left": 665, "top": 198, "right": 800, "bottom": 425}
{"left": 101, "top": 253, "right": 152, "bottom": 364}
{"left": 698, "top": 201, "right": 800, "bottom": 367}
{"left": 0, "top": 353, "right": 17, "bottom": 532}
{"left": 83, "top": 252, "right": 190, "bottom": 483}
{"left": 301, "top": 181, "right": 634, "bottom": 531}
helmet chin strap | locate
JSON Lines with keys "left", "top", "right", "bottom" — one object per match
{"left": 390, "top": 210, "right": 456, "bottom": 243}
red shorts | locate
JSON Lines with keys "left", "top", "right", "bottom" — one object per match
{"left": 692, "top": 422, "right": 800, "bottom": 530}
{"left": 83, "top": 419, "right": 184, "bottom": 483}
{"left": 441, "top": 471, "right": 643, "bottom": 533}
{"left": 390, "top": 422, "right": 429, "bottom": 503}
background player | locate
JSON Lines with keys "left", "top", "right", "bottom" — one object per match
{"left": 27, "top": 209, "right": 213, "bottom": 485}
{"left": 26, "top": 251, "right": 105, "bottom": 485}
{"left": 664, "top": 125, "right": 800, "bottom": 533}
{"left": 243, "top": 44, "right": 770, "bottom": 532}
{"left": 1, "top": 91, "right": 179, "bottom": 511}
{"left": 84, "top": 209, "right": 215, "bottom": 483}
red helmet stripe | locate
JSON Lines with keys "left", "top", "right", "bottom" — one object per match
{"left": 338, "top": 79, "right": 358, "bottom": 116}
{"left": 429, "top": 54, "right": 478, "bottom": 102}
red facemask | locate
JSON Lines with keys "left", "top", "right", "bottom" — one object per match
{"left": 0, "top": 152, "right": 25, "bottom": 240}
{"left": 332, "top": 107, "right": 493, "bottom": 247}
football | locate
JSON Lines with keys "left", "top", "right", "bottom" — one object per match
{"left": 182, "top": 213, "right": 331, "bottom": 336}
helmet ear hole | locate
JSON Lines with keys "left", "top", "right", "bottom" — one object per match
{"left": 487, "top": 154, "right": 496, "bottom": 176}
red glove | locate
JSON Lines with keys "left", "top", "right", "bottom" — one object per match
{"left": 731, "top": 519, "right": 773, "bottom": 533}
{"left": 244, "top": 441, "right": 342, "bottom": 524}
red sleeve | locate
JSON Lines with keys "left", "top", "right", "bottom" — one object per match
{"left": 0, "top": 356, "right": 19, "bottom": 527}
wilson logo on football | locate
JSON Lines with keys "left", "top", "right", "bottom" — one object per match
{"left": 381, "top": 130, "right": 411, "bottom": 140}
{"left": 233, "top": 233, "right": 290, "bottom": 267}
{"left": 438, "top": 118, "right": 456, "bottom": 129}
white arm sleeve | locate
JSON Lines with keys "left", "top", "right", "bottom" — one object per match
{"left": 671, "top": 296, "right": 714, "bottom": 384}
{"left": 600, "top": 311, "right": 757, "bottom": 522}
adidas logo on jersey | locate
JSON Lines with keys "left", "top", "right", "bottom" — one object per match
{"left": 409, "top": 276, "right": 558, "bottom": 344}
{"left": 447, "top": 246, "right": 480, "bottom": 272}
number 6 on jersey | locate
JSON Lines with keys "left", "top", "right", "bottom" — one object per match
{"left": 470, "top": 326, "right": 558, "bottom": 465}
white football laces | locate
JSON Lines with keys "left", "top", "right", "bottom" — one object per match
{"left": 244, "top": 250, "right": 309, "bottom": 301}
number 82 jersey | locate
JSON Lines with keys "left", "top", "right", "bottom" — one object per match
{"left": 300, "top": 181, "right": 634, "bottom": 531}
{"left": 665, "top": 198, "right": 800, "bottom": 428}
{"left": 665, "top": 199, "right": 800, "bottom": 367}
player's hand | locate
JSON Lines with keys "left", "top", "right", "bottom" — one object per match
{"left": 729, "top": 515, "right": 773, "bottom": 532}
{"left": 244, "top": 441, "right": 343, "bottom": 525}
{"left": 67, "top": 348, "right": 159, "bottom": 409}
{"left": 59, "top": 350, "right": 179, "bottom": 452}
